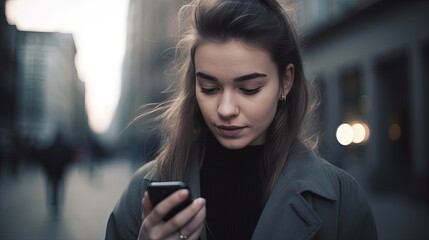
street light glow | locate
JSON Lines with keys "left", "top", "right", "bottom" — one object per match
{"left": 337, "top": 121, "right": 370, "bottom": 146}
{"left": 352, "top": 122, "right": 370, "bottom": 144}
{"left": 336, "top": 123, "right": 354, "bottom": 146}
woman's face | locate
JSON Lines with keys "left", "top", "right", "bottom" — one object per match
{"left": 195, "top": 40, "right": 290, "bottom": 149}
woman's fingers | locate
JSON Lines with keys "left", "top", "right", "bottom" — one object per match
{"left": 142, "top": 192, "right": 153, "bottom": 220}
{"left": 151, "top": 189, "right": 190, "bottom": 222}
{"left": 139, "top": 190, "right": 190, "bottom": 239}
{"left": 162, "top": 198, "right": 206, "bottom": 234}
{"left": 143, "top": 189, "right": 190, "bottom": 232}
{"left": 179, "top": 199, "right": 206, "bottom": 239}
{"left": 160, "top": 198, "right": 206, "bottom": 240}
{"left": 139, "top": 191, "right": 206, "bottom": 240}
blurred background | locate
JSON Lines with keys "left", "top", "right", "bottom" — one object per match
{"left": 0, "top": 0, "right": 428, "bottom": 239}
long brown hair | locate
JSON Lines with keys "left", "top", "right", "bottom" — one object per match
{"left": 149, "top": 0, "right": 317, "bottom": 202}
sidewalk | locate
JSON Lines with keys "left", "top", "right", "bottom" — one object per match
{"left": 0, "top": 158, "right": 136, "bottom": 240}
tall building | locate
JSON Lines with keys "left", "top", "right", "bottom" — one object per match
{"left": 15, "top": 31, "right": 89, "bottom": 151}
{"left": 114, "top": 0, "right": 182, "bottom": 157}
{"left": 296, "top": 0, "right": 429, "bottom": 199}
{"left": 0, "top": 0, "right": 18, "bottom": 168}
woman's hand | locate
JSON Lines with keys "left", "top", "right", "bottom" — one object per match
{"left": 138, "top": 189, "right": 206, "bottom": 240}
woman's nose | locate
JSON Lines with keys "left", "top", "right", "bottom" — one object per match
{"left": 217, "top": 92, "right": 239, "bottom": 119}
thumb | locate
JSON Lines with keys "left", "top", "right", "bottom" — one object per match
{"left": 142, "top": 191, "right": 154, "bottom": 220}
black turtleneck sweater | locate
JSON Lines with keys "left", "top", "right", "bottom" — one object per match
{"left": 200, "top": 135, "right": 264, "bottom": 240}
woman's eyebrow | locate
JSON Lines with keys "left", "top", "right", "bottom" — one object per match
{"left": 195, "top": 72, "right": 217, "bottom": 81}
{"left": 234, "top": 73, "right": 267, "bottom": 82}
{"left": 195, "top": 72, "right": 267, "bottom": 82}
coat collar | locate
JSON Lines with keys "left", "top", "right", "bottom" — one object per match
{"left": 282, "top": 142, "right": 337, "bottom": 201}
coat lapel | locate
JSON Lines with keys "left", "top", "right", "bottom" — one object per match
{"left": 251, "top": 174, "right": 322, "bottom": 240}
{"left": 252, "top": 142, "right": 336, "bottom": 240}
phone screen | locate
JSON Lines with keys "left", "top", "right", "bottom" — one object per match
{"left": 147, "top": 181, "right": 193, "bottom": 221}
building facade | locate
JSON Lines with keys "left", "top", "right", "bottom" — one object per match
{"left": 114, "top": 0, "right": 182, "bottom": 159}
{"left": 15, "top": 31, "right": 89, "bottom": 155}
{"left": 296, "top": 0, "right": 429, "bottom": 199}
{"left": 1, "top": 0, "right": 18, "bottom": 170}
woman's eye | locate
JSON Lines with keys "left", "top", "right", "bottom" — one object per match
{"left": 200, "top": 87, "right": 219, "bottom": 94}
{"left": 240, "top": 87, "right": 261, "bottom": 95}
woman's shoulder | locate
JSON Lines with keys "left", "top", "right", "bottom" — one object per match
{"left": 305, "top": 152, "right": 366, "bottom": 200}
{"left": 290, "top": 146, "right": 378, "bottom": 238}
{"left": 132, "top": 160, "right": 159, "bottom": 181}
{"left": 316, "top": 156, "right": 365, "bottom": 194}
{"left": 122, "top": 160, "right": 158, "bottom": 192}
{"left": 106, "top": 160, "right": 160, "bottom": 239}
{"left": 288, "top": 142, "right": 369, "bottom": 201}
{"left": 121, "top": 160, "right": 159, "bottom": 201}
{"left": 311, "top": 155, "right": 375, "bottom": 218}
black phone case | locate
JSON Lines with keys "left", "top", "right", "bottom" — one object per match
{"left": 147, "top": 181, "right": 193, "bottom": 221}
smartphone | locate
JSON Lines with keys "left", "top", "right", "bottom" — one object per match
{"left": 147, "top": 181, "right": 193, "bottom": 221}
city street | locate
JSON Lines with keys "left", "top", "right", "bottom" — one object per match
{"left": 1, "top": 158, "right": 428, "bottom": 240}
{"left": 2, "top": 0, "right": 429, "bottom": 239}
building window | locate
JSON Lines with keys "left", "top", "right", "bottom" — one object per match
{"left": 339, "top": 67, "right": 363, "bottom": 123}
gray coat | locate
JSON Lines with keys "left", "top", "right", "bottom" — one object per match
{"left": 105, "top": 143, "right": 378, "bottom": 240}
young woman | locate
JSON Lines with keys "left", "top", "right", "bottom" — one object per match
{"left": 106, "top": 0, "right": 378, "bottom": 239}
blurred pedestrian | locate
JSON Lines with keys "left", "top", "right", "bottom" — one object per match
{"left": 106, "top": 0, "right": 378, "bottom": 239}
{"left": 40, "top": 133, "right": 74, "bottom": 208}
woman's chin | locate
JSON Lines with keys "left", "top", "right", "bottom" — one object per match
{"left": 214, "top": 136, "right": 250, "bottom": 150}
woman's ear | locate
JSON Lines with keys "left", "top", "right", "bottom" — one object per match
{"left": 280, "top": 64, "right": 294, "bottom": 98}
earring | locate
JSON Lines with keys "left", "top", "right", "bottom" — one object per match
{"left": 280, "top": 95, "right": 286, "bottom": 101}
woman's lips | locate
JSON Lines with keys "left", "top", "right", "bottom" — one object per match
{"left": 216, "top": 125, "right": 245, "bottom": 137}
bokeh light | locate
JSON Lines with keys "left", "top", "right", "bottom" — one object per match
{"left": 388, "top": 123, "right": 401, "bottom": 141}
{"left": 352, "top": 122, "right": 370, "bottom": 144}
{"left": 337, "top": 122, "right": 370, "bottom": 146}
{"left": 336, "top": 123, "right": 354, "bottom": 146}
{"left": 352, "top": 123, "right": 366, "bottom": 143}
